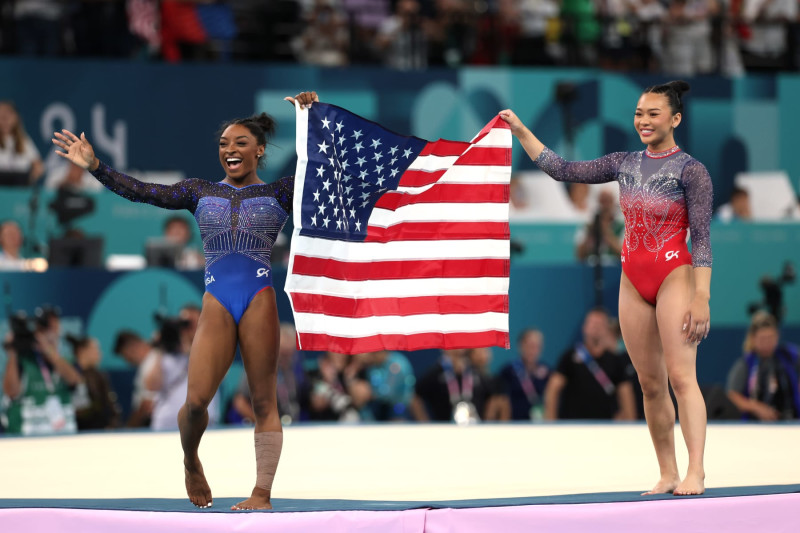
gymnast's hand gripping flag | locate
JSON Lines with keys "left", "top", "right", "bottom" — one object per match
{"left": 285, "top": 102, "right": 511, "bottom": 354}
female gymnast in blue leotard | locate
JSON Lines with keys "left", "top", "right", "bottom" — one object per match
{"left": 500, "top": 81, "right": 712, "bottom": 496}
{"left": 52, "top": 91, "right": 320, "bottom": 511}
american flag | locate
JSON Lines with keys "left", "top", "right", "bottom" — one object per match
{"left": 285, "top": 103, "right": 511, "bottom": 354}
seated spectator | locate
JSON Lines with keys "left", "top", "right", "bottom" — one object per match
{"left": 0, "top": 100, "right": 43, "bottom": 185}
{"left": 162, "top": 215, "right": 204, "bottom": 270}
{"left": 740, "top": 0, "right": 798, "bottom": 70}
{"left": 229, "top": 322, "right": 307, "bottom": 425}
{"left": 363, "top": 350, "right": 416, "bottom": 421}
{"left": 305, "top": 351, "right": 372, "bottom": 422}
{"left": 567, "top": 182, "right": 591, "bottom": 218}
{"left": 376, "top": 0, "right": 434, "bottom": 69}
{"left": 68, "top": 334, "right": 122, "bottom": 430}
{"left": 497, "top": 328, "right": 551, "bottom": 421}
{"left": 146, "top": 303, "right": 219, "bottom": 430}
{"left": 1, "top": 308, "right": 83, "bottom": 435}
{"left": 543, "top": 308, "right": 637, "bottom": 420}
{"left": 43, "top": 160, "right": 103, "bottom": 192}
{"left": 113, "top": 329, "right": 159, "bottom": 427}
{"left": 468, "top": 347, "right": 511, "bottom": 420}
{"left": 574, "top": 188, "right": 624, "bottom": 264}
{"left": 726, "top": 311, "right": 800, "bottom": 420}
{"left": 410, "top": 348, "right": 496, "bottom": 423}
{"left": 293, "top": 0, "right": 350, "bottom": 66}
{"left": 715, "top": 185, "right": 753, "bottom": 222}
{"left": 0, "top": 220, "right": 26, "bottom": 270}
{"left": 661, "top": 0, "right": 718, "bottom": 76}
{"left": 11, "top": 0, "right": 66, "bottom": 56}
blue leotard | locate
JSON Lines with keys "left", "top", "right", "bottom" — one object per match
{"left": 91, "top": 162, "right": 293, "bottom": 323}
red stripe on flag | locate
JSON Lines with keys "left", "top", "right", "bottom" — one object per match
{"left": 291, "top": 256, "right": 509, "bottom": 281}
{"left": 364, "top": 221, "right": 509, "bottom": 242}
{"left": 289, "top": 293, "right": 509, "bottom": 318}
{"left": 397, "top": 169, "right": 447, "bottom": 187}
{"left": 375, "top": 183, "right": 508, "bottom": 210}
{"left": 419, "top": 140, "right": 470, "bottom": 157}
{"left": 455, "top": 147, "right": 510, "bottom": 166}
{"left": 297, "top": 330, "right": 510, "bottom": 353}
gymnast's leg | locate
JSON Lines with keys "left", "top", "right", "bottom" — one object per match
{"left": 231, "top": 287, "right": 282, "bottom": 510}
{"left": 656, "top": 265, "right": 706, "bottom": 495}
{"left": 179, "top": 292, "right": 237, "bottom": 508}
{"left": 618, "top": 273, "right": 681, "bottom": 495}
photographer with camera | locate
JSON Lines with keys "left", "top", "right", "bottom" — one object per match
{"left": 726, "top": 311, "right": 800, "bottom": 421}
{"left": 2, "top": 306, "right": 84, "bottom": 435}
{"left": 145, "top": 304, "right": 220, "bottom": 431}
{"left": 68, "top": 333, "right": 122, "bottom": 430}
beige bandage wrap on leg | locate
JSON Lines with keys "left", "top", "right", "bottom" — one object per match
{"left": 254, "top": 431, "right": 283, "bottom": 491}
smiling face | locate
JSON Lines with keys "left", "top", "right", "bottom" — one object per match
{"left": 634, "top": 93, "right": 681, "bottom": 152}
{"left": 219, "top": 124, "right": 264, "bottom": 183}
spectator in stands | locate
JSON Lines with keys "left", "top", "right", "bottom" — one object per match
{"left": 230, "top": 322, "right": 307, "bottom": 425}
{"left": 497, "top": 328, "right": 551, "bottom": 421}
{"left": 1, "top": 305, "right": 83, "bottom": 435}
{"left": 162, "top": 215, "right": 204, "bottom": 270}
{"left": 410, "top": 348, "right": 497, "bottom": 423}
{"left": 43, "top": 161, "right": 103, "bottom": 192}
{"left": 661, "top": 0, "right": 719, "bottom": 76}
{"left": 376, "top": 0, "right": 435, "bottom": 69}
{"left": 630, "top": 0, "right": 668, "bottom": 72}
{"left": 467, "top": 346, "right": 511, "bottom": 420}
{"left": 11, "top": 0, "right": 66, "bottom": 56}
{"left": 0, "top": 100, "right": 43, "bottom": 185}
{"left": 294, "top": 0, "right": 350, "bottom": 66}
{"left": 305, "top": 351, "right": 372, "bottom": 422}
{"left": 740, "top": 0, "right": 798, "bottom": 70}
{"left": 114, "top": 329, "right": 159, "bottom": 427}
{"left": 515, "top": 0, "right": 561, "bottom": 65}
{"left": 715, "top": 185, "right": 753, "bottom": 222}
{"left": 726, "top": 311, "right": 800, "bottom": 420}
{"left": 146, "top": 303, "right": 220, "bottom": 430}
{"left": 431, "top": 0, "right": 480, "bottom": 66}
{"left": 363, "top": 349, "right": 416, "bottom": 421}
{"left": 0, "top": 220, "right": 26, "bottom": 271}
{"left": 567, "top": 182, "right": 591, "bottom": 218}
{"left": 543, "top": 308, "right": 637, "bottom": 420}
{"left": 68, "top": 334, "right": 122, "bottom": 430}
{"left": 575, "top": 188, "right": 624, "bottom": 264}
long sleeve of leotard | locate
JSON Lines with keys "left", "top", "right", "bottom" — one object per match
{"left": 534, "top": 147, "right": 627, "bottom": 184}
{"left": 90, "top": 161, "right": 202, "bottom": 212}
{"left": 272, "top": 175, "right": 295, "bottom": 214}
{"left": 681, "top": 159, "right": 713, "bottom": 267}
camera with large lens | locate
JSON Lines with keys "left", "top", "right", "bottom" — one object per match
{"left": 153, "top": 313, "right": 190, "bottom": 354}
{"left": 3, "top": 311, "right": 36, "bottom": 356}
{"left": 747, "top": 262, "right": 795, "bottom": 323}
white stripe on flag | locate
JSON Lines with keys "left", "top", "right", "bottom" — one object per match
{"left": 292, "top": 311, "right": 510, "bottom": 337}
{"left": 288, "top": 235, "right": 510, "bottom": 261}
{"left": 406, "top": 155, "right": 460, "bottom": 171}
{"left": 368, "top": 202, "right": 509, "bottom": 226}
{"left": 287, "top": 274, "right": 509, "bottom": 298}
{"left": 471, "top": 128, "right": 512, "bottom": 147}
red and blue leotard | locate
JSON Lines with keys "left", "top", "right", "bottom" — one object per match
{"left": 91, "top": 162, "right": 294, "bottom": 323}
{"left": 535, "top": 146, "right": 713, "bottom": 305}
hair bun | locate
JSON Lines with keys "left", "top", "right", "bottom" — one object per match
{"left": 666, "top": 80, "right": 691, "bottom": 96}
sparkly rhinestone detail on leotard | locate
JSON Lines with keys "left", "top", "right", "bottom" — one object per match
{"left": 535, "top": 147, "right": 713, "bottom": 267}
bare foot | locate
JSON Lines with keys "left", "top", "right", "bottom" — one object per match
{"left": 231, "top": 487, "right": 272, "bottom": 511}
{"left": 642, "top": 476, "right": 681, "bottom": 495}
{"left": 673, "top": 473, "right": 705, "bottom": 496}
{"left": 184, "top": 458, "right": 213, "bottom": 508}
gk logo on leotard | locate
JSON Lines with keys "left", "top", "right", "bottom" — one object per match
{"left": 204, "top": 275, "right": 215, "bottom": 286}
{"left": 256, "top": 268, "right": 269, "bottom": 278}
{"left": 665, "top": 251, "right": 679, "bottom": 261}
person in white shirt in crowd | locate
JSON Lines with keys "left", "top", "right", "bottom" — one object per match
{"left": 0, "top": 100, "right": 43, "bottom": 184}
{"left": 0, "top": 220, "right": 26, "bottom": 271}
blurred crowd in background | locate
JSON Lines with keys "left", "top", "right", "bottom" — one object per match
{"left": 2, "top": 300, "right": 797, "bottom": 436}
{"left": 0, "top": 0, "right": 798, "bottom": 76}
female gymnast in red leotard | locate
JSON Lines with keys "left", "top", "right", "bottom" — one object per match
{"left": 500, "top": 80, "right": 712, "bottom": 496}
